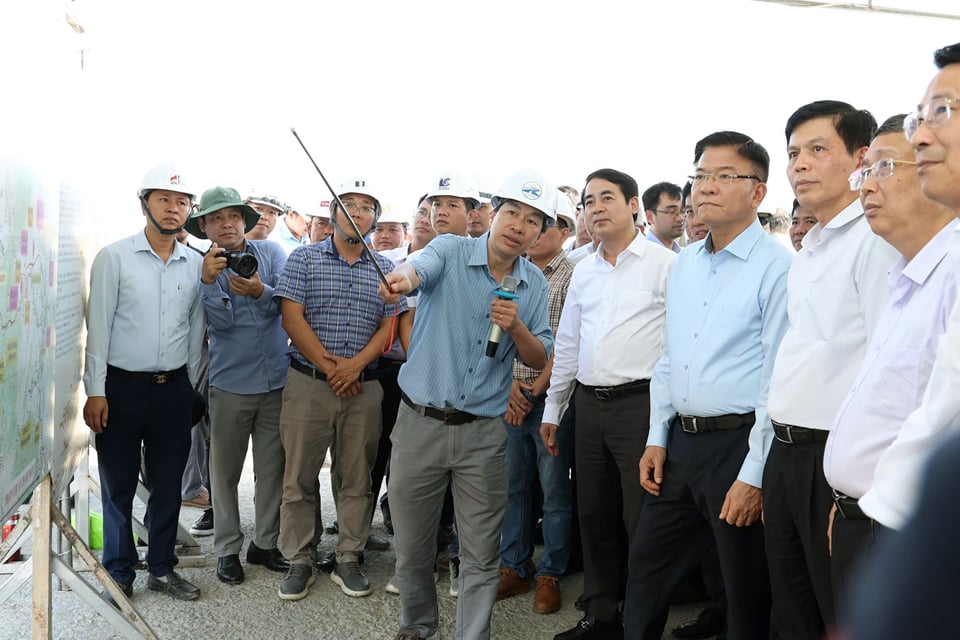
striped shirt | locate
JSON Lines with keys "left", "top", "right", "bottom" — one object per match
{"left": 273, "top": 238, "right": 406, "bottom": 365}
{"left": 513, "top": 250, "right": 574, "bottom": 385}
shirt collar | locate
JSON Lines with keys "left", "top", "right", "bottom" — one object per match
{"left": 468, "top": 231, "right": 531, "bottom": 284}
{"left": 134, "top": 228, "right": 189, "bottom": 261}
{"left": 543, "top": 249, "right": 572, "bottom": 275}
{"left": 321, "top": 236, "right": 368, "bottom": 263}
{"left": 699, "top": 218, "right": 764, "bottom": 261}
{"left": 894, "top": 219, "right": 959, "bottom": 287}
{"left": 646, "top": 232, "right": 680, "bottom": 253}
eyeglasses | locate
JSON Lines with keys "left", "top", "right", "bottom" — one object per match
{"left": 653, "top": 207, "right": 683, "bottom": 216}
{"left": 339, "top": 202, "right": 377, "bottom": 216}
{"left": 904, "top": 96, "right": 959, "bottom": 140}
{"left": 688, "top": 173, "right": 761, "bottom": 185}
{"left": 848, "top": 158, "right": 918, "bottom": 191}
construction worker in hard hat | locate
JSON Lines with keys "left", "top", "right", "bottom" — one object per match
{"left": 303, "top": 204, "right": 333, "bottom": 243}
{"left": 371, "top": 207, "right": 409, "bottom": 252}
{"left": 380, "top": 169, "right": 555, "bottom": 640}
{"left": 468, "top": 190, "right": 496, "bottom": 238}
{"left": 273, "top": 203, "right": 309, "bottom": 255}
{"left": 427, "top": 170, "right": 482, "bottom": 237}
{"left": 273, "top": 178, "right": 408, "bottom": 603}
{"left": 183, "top": 186, "right": 293, "bottom": 585}
{"left": 244, "top": 192, "right": 286, "bottom": 242}
{"left": 82, "top": 162, "right": 206, "bottom": 604}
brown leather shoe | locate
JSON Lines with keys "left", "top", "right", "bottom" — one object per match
{"left": 533, "top": 575, "right": 561, "bottom": 614}
{"left": 496, "top": 567, "right": 532, "bottom": 601}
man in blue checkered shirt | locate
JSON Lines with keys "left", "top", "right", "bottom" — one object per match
{"left": 273, "top": 178, "right": 407, "bottom": 602}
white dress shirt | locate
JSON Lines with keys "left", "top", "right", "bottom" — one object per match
{"left": 824, "top": 221, "right": 959, "bottom": 499}
{"left": 766, "top": 200, "right": 899, "bottom": 430}
{"left": 861, "top": 226, "right": 960, "bottom": 528}
{"left": 543, "top": 231, "right": 676, "bottom": 425}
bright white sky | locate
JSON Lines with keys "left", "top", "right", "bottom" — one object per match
{"left": 2, "top": 1, "right": 959, "bottom": 243}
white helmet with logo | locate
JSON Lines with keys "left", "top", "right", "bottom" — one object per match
{"left": 376, "top": 206, "right": 409, "bottom": 226}
{"left": 491, "top": 169, "right": 558, "bottom": 227}
{"left": 332, "top": 178, "right": 382, "bottom": 217}
{"left": 245, "top": 192, "right": 288, "bottom": 214}
{"left": 137, "top": 163, "right": 195, "bottom": 201}
{"left": 426, "top": 170, "right": 480, "bottom": 209}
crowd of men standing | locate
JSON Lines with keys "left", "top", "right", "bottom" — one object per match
{"left": 81, "top": 41, "right": 960, "bottom": 640}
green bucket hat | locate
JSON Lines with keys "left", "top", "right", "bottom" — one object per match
{"left": 185, "top": 186, "right": 260, "bottom": 239}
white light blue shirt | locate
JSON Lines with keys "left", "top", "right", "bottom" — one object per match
{"left": 825, "top": 221, "right": 959, "bottom": 499}
{"left": 647, "top": 232, "right": 681, "bottom": 253}
{"left": 268, "top": 216, "right": 306, "bottom": 256}
{"left": 83, "top": 230, "right": 205, "bottom": 396}
{"left": 648, "top": 220, "right": 792, "bottom": 487}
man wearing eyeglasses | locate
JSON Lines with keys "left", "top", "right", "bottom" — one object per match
{"left": 858, "top": 43, "right": 960, "bottom": 531}
{"left": 642, "top": 182, "right": 684, "bottom": 253}
{"left": 762, "top": 101, "right": 897, "bottom": 640}
{"left": 822, "top": 113, "right": 958, "bottom": 610}
{"left": 624, "top": 132, "right": 790, "bottom": 640}
{"left": 273, "top": 179, "right": 407, "bottom": 602}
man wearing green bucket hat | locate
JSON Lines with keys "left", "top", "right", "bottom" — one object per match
{"left": 186, "top": 186, "right": 292, "bottom": 585}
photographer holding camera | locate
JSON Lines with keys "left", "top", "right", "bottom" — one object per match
{"left": 186, "top": 186, "right": 292, "bottom": 585}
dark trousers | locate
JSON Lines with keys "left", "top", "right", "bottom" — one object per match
{"left": 831, "top": 511, "right": 893, "bottom": 619}
{"left": 95, "top": 370, "right": 193, "bottom": 585}
{"left": 574, "top": 384, "right": 650, "bottom": 623}
{"left": 624, "top": 422, "right": 770, "bottom": 640}
{"left": 763, "top": 438, "right": 834, "bottom": 640}
{"left": 369, "top": 362, "right": 402, "bottom": 523}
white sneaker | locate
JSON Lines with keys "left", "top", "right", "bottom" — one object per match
{"left": 385, "top": 576, "right": 399, "bottom": 594}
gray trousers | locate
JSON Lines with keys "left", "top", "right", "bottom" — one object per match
{"left": 209, "top": 387, "right": 285, "bottom": 557}
{"left": 390, "top": 403, "right": 508, "bottom": 640}
{"left": 278, "top": 368, "right": 382, "bottom": 565}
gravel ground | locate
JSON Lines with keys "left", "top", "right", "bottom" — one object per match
{"left": 0, "top": 449, "right": 703, "bottom": 640}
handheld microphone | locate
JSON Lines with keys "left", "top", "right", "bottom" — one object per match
{"left": 486, "top": 275, "right": 519, "bottom": 358}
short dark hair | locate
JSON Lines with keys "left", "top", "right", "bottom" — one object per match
{"left": 785, "top": 100, "right": 877, "bottom": 155}
{"left": 583, "top": 168, "right": 639, "bottom": 220}
{"left": 417, "top": 193, "right": 429, "bottom": 208}
{"left": 934, "top": 43, "right": 960, "bottom": 69}
{"left": 873, "top": 114, "right": 907, "bottom": 141}
{"left": 641, "top": 182, "right": 682, "bottom": 212}
{"left": 681, "top": 180, "right": 692, "bottom": 205}
{"left": 791, "top": 198, "right": 801, "bottom": 216}
{"left": 693, "top": 131, "right": 770, "bottom": 183}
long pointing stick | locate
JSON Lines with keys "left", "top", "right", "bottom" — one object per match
{"left": 289, "top": 127, "right": 391, "bottom": 290}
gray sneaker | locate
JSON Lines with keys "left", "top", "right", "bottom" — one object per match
{"left": 278, "top": 563, "right": 315, "bottom": 601}
{"left": 331, "top": 560, "right": 371, "bottom": 597}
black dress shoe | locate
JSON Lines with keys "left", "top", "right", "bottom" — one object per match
{"left": 325, "top": 520, "right": 339, "bottom": 535}
{"left": 102, "top": 582, "right": 133, "bottom": 609}
{"left": 671, "top": 607, "right": 726, "bottom": 639}
{"left": 217, "top": 555, "right": 244, "bottom": 585}
{"left": 246, "top": 542, "right": 291, "bottom": 573}
{"left": 315, "top": 551, "right": 337, "bottom": 573}
{"left": 380, "top": 494, "right": 393, "bottom": 535}
{"left": 554, "top": 615, "right": 623, "bottom": 640}
{"left": 147, "top": 571, "right": 201, "bottom": 601}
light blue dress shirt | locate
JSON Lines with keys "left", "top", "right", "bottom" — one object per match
{"left": 647, "top": 232, "right": 681, "bottom": 253}
{"left": 83, "top": 230, "right": 205, "bottom": 396}
{"left": 200, "top": 239, "right": 290, "bottom": 394}
{"left": 399, "top": 233, "right": 553, "bottom": 418}
{"left": 648, "top": 220, "right": 792, "bottom": 487}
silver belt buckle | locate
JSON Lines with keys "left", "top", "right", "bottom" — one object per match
{"left": 152, "top": 373, "right": 168, "bottom": 384}
{"left": 681, "top": 416, "right": 698, "bottom": 433}
{"left": 594, "top": 387, "right": 612, "bottom": 400}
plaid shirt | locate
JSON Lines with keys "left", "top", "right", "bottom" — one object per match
{"left": 274, "top": 238, "right": 406, "bottom": 364}
{"left": 513, "top": 250, "right": 574, "bottom": 385}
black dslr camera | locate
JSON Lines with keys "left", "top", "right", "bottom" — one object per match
{"left": 219, "top": 250, "right": 258, "bottom": 278}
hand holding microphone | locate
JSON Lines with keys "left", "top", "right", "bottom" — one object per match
{"left": 487, "top": 275, "right": 519, "bottom": 357}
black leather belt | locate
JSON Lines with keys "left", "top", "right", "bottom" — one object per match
{"left": 289, "top": 357, "right": 328, "bottom": 380}
{"left": 833, "top": 491, "right": 868, "bottom": 520}
{"left": 679, "top": 411, "right": 755, "bottom": 434}
{"left": 773, "top": 420, "right": 829, "bottom": 444}
{"left": 107, "top": 365, "right": 186, "bottom": 385}
{"left": 401, "top": 392, "right": 478, "bottom": 426}
{"left": 579, "top": 379, "right": 650, "bottom": 401}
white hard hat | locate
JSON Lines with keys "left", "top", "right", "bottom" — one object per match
{"left": 245, "top": 192, "right": 288, "bottom": 214}
{"left": 478, "top": 190, "right": 493, "bottom": 205}
{"left": 302, "top": 202, "right": 331, "bottom": 219}
{"left": 555, "top": 189, "right": 577, "bottom": 232}
{"left": 377, "top": 206, "right": 409, "bottom": 226}
{"left": 427, "top": 170, "right": 480, "bottom": 206}
{"left": 334, "top": 178, "right": 382, "bottom": 216}
{"left": 137, "top": 163, "right": 195, "bottom": 200}
{"left": 491, "top": 169, "right": 558, "bottom": 226}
